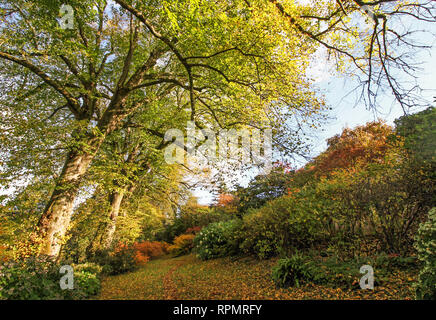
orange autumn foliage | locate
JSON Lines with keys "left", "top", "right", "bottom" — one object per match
{"left": 133, "top": 241, "right": 169, "bottom": 259}
{"left": 217, "top": 193, "right": 235, "bottom": 207}
{"left": 168, "top": 234, "right": 195, "bottom": 255}
{"left": 185, "top": 226, "right": 202, "bottom": 234}
{"left": 134, "top": 252, "right": 150, "bottom": 266}
{"left": 113, "top": 241, "right": 169, "bottom": 266}
{"left": 313, "top": 121, "right": 394, "bottom": 175}
{"left": 113, "top": 242, "right": 130, "bottom": 254}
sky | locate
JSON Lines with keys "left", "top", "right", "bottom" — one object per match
{"left": 311, "top": 47, "right": 436, "bottom": 153}
{"left": 193, "top": 32, "right": 436, "bottom": 205}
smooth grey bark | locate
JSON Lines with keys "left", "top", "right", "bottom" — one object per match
{"left": 102, "top": 190, "right": 125, "bottom": 249}
{"left": 36, "top": 148, "right": 98, "bottom": 256}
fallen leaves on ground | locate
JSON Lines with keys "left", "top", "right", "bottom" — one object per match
{"left": 97, "top": 255, "right": 416, "bottom": 300}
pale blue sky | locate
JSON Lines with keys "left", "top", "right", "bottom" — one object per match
{"left": 311, "top": 47, "right": 436, "bottom": 155}
{"left": 193, "top": 43, "right": 436, "bottom": 205}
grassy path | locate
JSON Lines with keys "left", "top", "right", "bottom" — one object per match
{"left": 98, "top": 254, "right": 416, "bottom": 300}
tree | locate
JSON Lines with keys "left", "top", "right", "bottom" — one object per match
{"left": 1, "top": 0, "right": 435, "bottom": 257}
{"left": 395, "top": 106, "right": 436, "bottom": 166}
{"left": 267, "top": 0, "right": 436, "bottom": 111}
{"left": 235, "top": 163, "right": 292, "bottom": 214}
{"left": 312, "top": 121, "right": 434, "bottom": 253}
{"left": 313, "top": 121, "right": 394, "bottom": 175}
{"left": 394, "top": 106, "right": 436, "bottom": 206}
{"left": 0, "top": 0, "right": 322, "bottom": 256}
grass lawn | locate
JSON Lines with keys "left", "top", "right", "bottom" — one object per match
{"left": 97, "top": 254, "right": 417, "bottom": 300}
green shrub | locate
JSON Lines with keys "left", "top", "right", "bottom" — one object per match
{"left": 168, "top": 234, "right": 195, "bottom": 256}
{"left": 414, "top": 207, "right": 436, "bottom": 300}
{"left": 272, "top": 252, "right": 323, "bottom": 288}
{"left": 271, "top": 253, "right": 405, "bottom": 290}
{"left": 87, "top": 249, "right": 113, "bottom": 273}
{"left": 0, "top": 256, "right": 94, "bottom": 300}
{"left": 372, "top": 252, "right": 418, "bottom": 271}
{"left": 317, "top": 256, "right": 365, "bottom": 289}
{"left": 71, "top": 262, "right": 102, "bottom": 276}
{"left": 89, "top": 245, "right": 138, "bottom": 275}
{"left": 239, "top": 204, "right": 289, "bottom": 259}
{"left": 70, "top": 263, "right": 102, "bottom": 297}
{"left": 194, "top": 219, "right": 242, "bottom": 260}
{"left": 240, "top": 195, "right": 326, "bottom": 259}
{"left": 74, "top": 271, "right": 101, "bottom": 297}
{"left": 101, "top": 264, "right": 114, "bottom": 275}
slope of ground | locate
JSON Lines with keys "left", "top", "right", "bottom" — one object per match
{"left": 98, "top": 254, "right": 416, "bottom": 300}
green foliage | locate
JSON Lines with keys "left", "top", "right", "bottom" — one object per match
{"left": 272, "top": 253, "right": 320, "bottom": 288}
{"left": 395, "top": 107, "right": 436, "bottom": 205}
{"left": 157, "top": 198, "right": 231, "bottom": 243}
{"left": 414, "top": 208, "right": 436, "bottom": 300}
{"left": 89, "top": 245, "right": 138, "bottom": 276}
{"left": 371, "top": 253, "right": 418, "bottom": 271}
{"left": 168, "top": 234, "right": 196, "bottom": 256}
{"left": 235, "top": 165, "right": 291, "bottom": 214}
{"left": 395, "top": 107, "right": 436, "bottom": 165}
{"left": 239, "top": 207, "right": 286, "bottom": 259}
{"left": 71, "top": 262, "right": 103, "bottom": 276}
{"left": 0, "top": 256, "right": 98, "bottom": 300}
{"left": 240, "top": 194, "right": 326, "bottom": 259}
{"left": 195, "top": 119, "right": 434, "bottom": 261}
{"left": 315, "top": 257, "right": 365, "bottom": 289}
{"left": 338, "top": 160, "right": 430, "bottom": 253}
{"left": 74, "top": 271, "right": 101, "bottom": 297}
{"left": 271, "top": 252, "right": 417, "bottom": 290}
{"left": 194, "top": 219, "right": 242, "bottom": 260}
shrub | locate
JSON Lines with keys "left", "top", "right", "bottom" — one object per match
{"left": 87, "top": 249, "right": 113, "bottom": 273}
{"left": 240, "top": 195, "right": 326, "bottom": 259}
{"left": 414, "top": 207, "right": 436, "bottom": 300}
{"left": 133, "top": 241, "right": 166, "bottom": 259}
{"left": 71, "top": 262, "right": 102, "bottom": 276}
{"left": 109, "top": 243, "right": 138, "bottom": 274}
{"left": 272, "top": 253, "right": 322, "bottom": 288}
{"left": 101, "top": 264, "right": 113, "bottom": 275}
{"left": 194, "top": 220, "right": 242, "bottom": 260}
{"left": 161, "top": 241, "right": 170, "bottom": 254}
{"left": 156, "top": 204, "right": 231, "bottom": 243}
{"left": 168, "top": 234, "right": 195, "bottom": 256}
{"left": 0, "top": 256, "right": 96, "bottom": 300}
{"left": 74, "top": 271, "right": 101, "bottom": 297}
{"left": 317, "top": 257, "right": 366, "bottom": 289}
{"left": 134, "top": 252, "right": 150, "bottom": 266}
{"left": 372, "top": 252, "right": 418, "bottom": 271}
{"left": 90, "top": 243, "right": 138, "bottom": 275}
{"left": 239, "top": 205, "right": 289, "bottom": 259}
{"left": 271, "top": 251, "right": 413, "bottom": 290}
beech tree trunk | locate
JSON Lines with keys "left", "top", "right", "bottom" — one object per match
{"left": 102, "top": 190, "right": 125, "bottom": 249}
{"left": 36, "top": 114, "right": 128, "bottom": 256}
{"left": 36, "top": 149, "right": 99, "bottom": 256}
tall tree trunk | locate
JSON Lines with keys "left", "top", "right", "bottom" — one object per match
{"left": 35, "top": 93, "right": 131, "bottom": 257}
{"left": 36, "top": 147, "right": 101, "bottom": 256}
{"left": 102, "top": 190, "right": 125, "bottom": 249}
